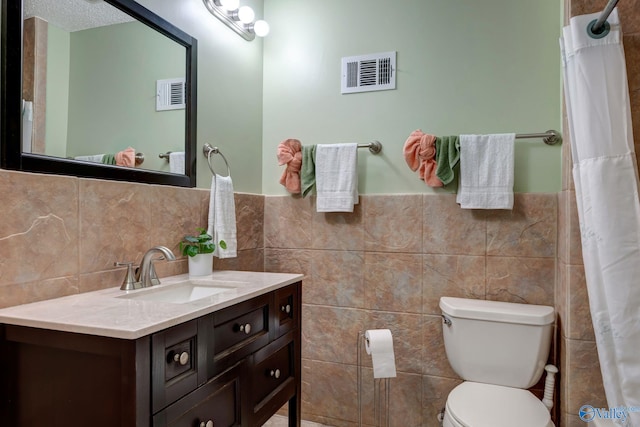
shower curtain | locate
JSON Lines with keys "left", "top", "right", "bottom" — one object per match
{"left": 561, "top": 9, "right": 640, "bottom": 425}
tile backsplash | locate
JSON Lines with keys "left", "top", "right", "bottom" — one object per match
{"left": 0, "top": 169, "right": 264, "bottom": 308}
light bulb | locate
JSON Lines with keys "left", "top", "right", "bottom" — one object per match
{"left": 219, "top": 0, "right": 239, "bottom": 11}
{"left": 237, "top": 6, "right": 255, "bottom": 24}
{"left": 253, "top": 20, "right": 270, "bottom": 37}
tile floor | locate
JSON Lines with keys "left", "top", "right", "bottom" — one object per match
{"left": 263, "top": 414, "right": 332, "bottom": 427}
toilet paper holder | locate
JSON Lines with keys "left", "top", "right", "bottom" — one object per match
{"left": 357, "top": 330, "right": 392, "bottom": 427}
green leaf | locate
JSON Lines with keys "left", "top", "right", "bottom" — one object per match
{"left": 219, "top": 240, "right": 227, "bottom": 250}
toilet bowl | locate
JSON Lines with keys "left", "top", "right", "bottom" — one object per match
{"left": 439, "top": 297, "right": 556, "bottom": 427}
{"left": 442, "top": 382, "right": 553, "bottom": 427}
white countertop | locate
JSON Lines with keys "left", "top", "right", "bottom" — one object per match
{"left": 0, "top": 270, "right": 303, "bottom": 340}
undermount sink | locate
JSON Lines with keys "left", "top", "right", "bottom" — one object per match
{"left": 118, "top": 279, "right": 245, "bottom": 304}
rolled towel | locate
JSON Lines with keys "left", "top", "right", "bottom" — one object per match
{"left": 277, "top": 139, "right": 303, "bottom": 194}
{"left": 403, "top": 129, "right": 425, "bottom": 171}
{"left": 115, "top": 147, "right": 136, "bottom": 167}
{"left": 403, "top": 130, "right": 442, "bottom": 187}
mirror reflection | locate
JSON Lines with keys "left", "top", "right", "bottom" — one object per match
{"left": 23, "top": 0, "right": 187, "bottom": 175}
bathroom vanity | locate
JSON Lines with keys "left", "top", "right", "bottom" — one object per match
{"left": 0, "top": 271, "right": 302, "bottom": 427}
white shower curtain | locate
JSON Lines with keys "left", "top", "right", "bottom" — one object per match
{"left": 561, "top": 9, "right": 640, "bottom": 425}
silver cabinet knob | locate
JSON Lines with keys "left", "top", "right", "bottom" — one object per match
{"left": 239, "top": 323, "right": 251, "bottom": 334}
{"left": 281, "top": 304, "right": 291, "bottom": 314}
{"left": 173, "top": 351, "right": 189, "bottom": 366}
{"left": 270, "top": 369, "right": 281, "bottom": 379}
{"left": 199, "top": 421, "right": 213, "bottom": 427}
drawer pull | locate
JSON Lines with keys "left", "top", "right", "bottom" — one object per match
{"left": 173, "top": 351, "right": 189, "bottom": 366}
{"left": 199, "top": 421, "right": 214, "bottom": 427}
{"left": 281, "top": 304, "right": 291, "bottom": 314}
{"left": 238, "top": 323, "right": 251, "bottom": 334}
{"left": 269, "top": 369, "right": 281, "bottom": 379}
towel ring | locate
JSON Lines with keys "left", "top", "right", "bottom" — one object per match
{"left": 203, "top": 143, "right": 231, "bottom": 177}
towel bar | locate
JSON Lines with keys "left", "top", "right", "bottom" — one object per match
{"left": 357, "top": 141, "right": 383, "bottom": 154}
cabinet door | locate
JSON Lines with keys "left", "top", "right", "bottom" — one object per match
{"left": 274, "top": 283, "right": 300, "bottom": 339}
{"left": 153, "top": 362, "right": 243, "bottom": 427}
{"left": 152, "top": 318, "right": 209, "bottom": 413}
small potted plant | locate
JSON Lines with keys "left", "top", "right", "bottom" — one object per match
{"left": 179, "top": 227, "right": 226, "bottom": 277}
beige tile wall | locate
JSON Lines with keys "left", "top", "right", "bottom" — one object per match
{"left": 264, "top": 193, "right": 558, "bottom": 427}
{"left": 0, "top": 169, "right": 265, "bottom": 308}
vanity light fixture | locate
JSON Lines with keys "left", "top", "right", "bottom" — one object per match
{"left": 202, "top": 0, "right": 269, "bottom": 41}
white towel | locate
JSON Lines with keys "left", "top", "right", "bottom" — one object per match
{"left": 456, "top": 133, "right": 515, "bottom": 210}
{"left": 315, "top": 143, "right": 359, "bottom": 212}
{"left": 22, "top": 100, "right": 33, "bottom": 153}
{"left": 207, "top": 174, "right": 237, "bottom": 258}
{"left": 75, "top": 154, "right": 105, "bottom": 163}
{"left": 169, "top": 151, "right": 185, "bottom": 174}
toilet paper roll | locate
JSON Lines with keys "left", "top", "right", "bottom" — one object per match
{"left": 365, "top": 329, "right": 397, "bottom": 379}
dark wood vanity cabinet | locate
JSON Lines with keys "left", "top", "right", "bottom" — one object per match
{"left": 0, "top": 281, "right": 302, "bottom": 427}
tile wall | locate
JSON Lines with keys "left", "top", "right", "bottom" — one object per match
{"left": 0, "top": 169, "right": 265, "bottom": 308}
{"left": 263, "top": 193, "right": 558, "bottom": 427}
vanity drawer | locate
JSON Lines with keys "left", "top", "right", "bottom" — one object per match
{"left": 211, "top": 294, "right": 270, "bottom": 375}
{"left": 274, "top": 283, "right": 299, "bottom": 339}
{"left": 152, "top": 317, "right": 209, "bottom": 413}
{"left": 249, "top": 333, "right": 296, "bottom": 424}
{"left": 153, "top": 361, "right": 243, "bottom": 427}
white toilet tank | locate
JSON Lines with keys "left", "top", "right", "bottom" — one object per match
{"left": 440, "top": 297, "right": 555, "bottom": 389}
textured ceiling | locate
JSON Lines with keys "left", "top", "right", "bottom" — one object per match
{"left": 24, "top": 0, "right": 135, "bottom": 32}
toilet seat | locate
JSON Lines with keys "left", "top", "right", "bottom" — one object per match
{"left": 445, "top": 382, "right": 552, "bottom": 427}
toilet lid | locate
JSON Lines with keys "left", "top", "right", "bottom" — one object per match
{"left": 446, "top": 382, "right": 551, "bottom": 427}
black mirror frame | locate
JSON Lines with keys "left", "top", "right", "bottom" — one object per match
{"left": 1, "top": 0, "right": 197, "bottom": 187}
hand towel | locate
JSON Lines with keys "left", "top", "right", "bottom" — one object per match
{"left": 75, "top": 154, "right": 105, "bottom": 163}
{"left": 300, "top": 144, "right": 317, "bottom": 198}
{"left": 456, "top": 133, "right": 515, "bottom": 210}
{"left": 102, "top": 153, "right": 116, "bottom": 165}
{"left": 22, "top": 100, "right": 33, "bottom": 153}
{"left": 403, "top": 129, "right": 442, "bottom": 187}
{"left": 169, "top": 151, "right": 186, "bottom": 174}
{"left": 115, "top": 147, "right": 136, "bottom": 167}
{"left": 207, "top": 174, "right": 237, "bottom": 258}
{"left": 435, "top": 136, "right": 460, "bottom": 185}
{"left": 277, "top": 139, "right": 302, "bottom": 194}
{"left": 315, "top": 143, "right": 358, "bottom": 212}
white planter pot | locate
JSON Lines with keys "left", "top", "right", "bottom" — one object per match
{"left": 188, "top": 253, "right": 213, "bottom": 278}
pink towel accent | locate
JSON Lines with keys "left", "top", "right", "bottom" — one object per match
{"left": 277, "top": 139, "right": 302, "bottom": 194}
{"left": 403, "top": 130, "right": 442, "bottom": 187}
{"left": 115, "top": 147, "right": 136, "bottom": 167}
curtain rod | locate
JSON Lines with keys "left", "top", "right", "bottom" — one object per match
{"left": 592, "top": 0, "right": 620, "bottom": 34}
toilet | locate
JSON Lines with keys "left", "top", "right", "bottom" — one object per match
{"left": 439, "top": 297, "right": 556, "bottom": 427}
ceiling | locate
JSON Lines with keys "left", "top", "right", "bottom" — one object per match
{"left": 24, "top": 0, "right": 135, "bottom": 32}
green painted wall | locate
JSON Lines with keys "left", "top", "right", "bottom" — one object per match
{"left": 262, "top": 0, "right": 562, "bottom": 194}
{"left": 138, "top": 0, "right": 265, "bottom": 191}
{"left": 66, "top": 21, "right": 185, "bottom": 172}
{"left": 45, "top": 23, "right": 70, "bottom": 158}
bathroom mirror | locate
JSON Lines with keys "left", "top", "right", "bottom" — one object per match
{"left": 1, "top": 0, "right": 197, "bottom": 187}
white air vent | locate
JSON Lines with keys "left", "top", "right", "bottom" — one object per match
{"left": 156, "top": 78, "right": 186, "bottom": 111}
{"left": 341, "top": 51, "right": 396, "bottom": 94}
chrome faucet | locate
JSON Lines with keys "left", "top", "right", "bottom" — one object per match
{"left": 137, "top": 246, "right": 176, "bottom": 288}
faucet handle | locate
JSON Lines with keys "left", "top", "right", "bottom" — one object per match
{"left": 115, "top": 261, "right": 138, "bottom": 290}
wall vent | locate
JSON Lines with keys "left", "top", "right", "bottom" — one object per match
{"left": 156, "top": 78, "right": 186, "bottom": 111}
{"left": 341, "top": 51, "right": 396, "bottom": 94}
